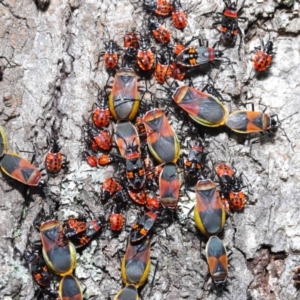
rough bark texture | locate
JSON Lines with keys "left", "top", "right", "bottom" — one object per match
{"left": 0, "top": 0, "right": 300, "bottom": 299}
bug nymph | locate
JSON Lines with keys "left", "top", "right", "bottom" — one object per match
{"left": 253, "top": 39, "right": 275, "bottom": 72}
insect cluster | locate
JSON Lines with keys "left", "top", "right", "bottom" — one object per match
{"left": 1, "top": 0, "right": 299, "bottom": 299}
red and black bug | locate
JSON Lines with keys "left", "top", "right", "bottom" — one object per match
{"left": 39, "top": 219, "right": 77, "bottom": 276}
{"left": 99, "top": 39, "right": 121, "bottom": 71}
{"left": 154, "top": 50, "right": 173, "bottom": 84}
{"left": 206, "top": 236, "right": 228, "bottom": 288}
{"left": 91, "top": 87, "right": 111, "bottom": 128}
{"left": 82, "top": 151, "right": 98, "bottom": 168}
{"left": 228, "top": 175, "right": 247, "bottom": 211}
{"left": 59, "top": 274, "right": 83, "bottom": 300}
{"left": 184, "top": 139, "right": 208, "bottom": 184}
{"left": 115, "top": 121, "right": 146, "bottom": 190}
{"left": 176, "top": 39, "right": 228, "bottom": 69}
{"left": 214, "top": 162, "right": 235, "bottom": 211}
{"left": 45, "top": 136, "right": 67, "bottom": 175}
{"left": 0, "top": 126, "right": 44, "bottom": 189}
{"left": 144, "top": 0, "right": 172, "bottom": 16}
{"left": 128, "top": 189, "right": 149, "bottom": 205}
{"left": 124, "top": 29, "right": 140, "bottom": 50}
{"left": 171, "top": 0, "right": 187, "bottom": 30}
{"left": 130, "top": 211, "right": 158, "bottom": 242}
{"left": 64, "top": 216, "right": 87, "bottom": 237}
{"left": 146, "top": 196, "right": 160, "bottom": 211}
{"left": 97, "top": 153, "right": 115, "bottom": 166}
{"left": 136, "top": 35, "right": 155, "bottom": 71}
{"left": 159, "top": 162, "right": 181, "bottom": 210}
{"left": 212, "top": 0, "right": 246, "bottom": 53}
{"left": 108, "top": 66, "right": 140, "bottom": 121}
{"left": 169, "top": 61, "right": 186, "bottom": 81}
{"left": 109, "top": 203, "right": 125, "bottom": 232}
{"left": 253, "top": 39, "right": 274, "bottom": 72}
{"left": 23, "top": 243, "right": 52, "bottom": 289}
{"left": 100, "top": 177, "right": 122, "bottom": 202}
{"left": 143, "top": 108, "right": 180, "bottom": 164}
{"left": 215, "top": 162, "right": 234, "bottom": 194}
{"left": 135, "top": 114, "right": 147, "bottom": 141}
{"left": 65, "top": 217, "right": 102, "bottom": 249}
{"left": 84, "top": 125, "right": 112, "bottom": 152}
{"left": 148, "top": 17, "right": 171, "bottom": 44}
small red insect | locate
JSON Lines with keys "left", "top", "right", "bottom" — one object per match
{"left": 100, "top": 40, "right": 121, "bottom": 70}
{"left": 170, "top": 61, "right": 186, "bottom": 81}
{"left": 82, "top": 151, "right": 98, "bottom": 168}
{"left": 124, "top": 29, "right": 139, "bottom": 49}
{"left": 144, "top": 0, "right": 172, "bottom": 16}
{"left": 98, "top": 154, "right": 114, "bottom": 166}
{"left": 253, "top": 39, "right": 274, "bottom": 72}
{"left": 228, "top": 176, "right": 247, "bottom": 210}
{"left": 168, "top": 42, "right": 186, "bottom": 56}
{"left": 45, "top": 137, "right": 65, "bottom": 174}
{"left": 84, "top": 125, "right": 112, "bottom": 152}
{"left": 171, "top": 0, "right": 187, "bottom": 30}
{"left": 154, "top": 50, "right": 173, "bottom": 84}
{"left": 137, "top": 35, "right": 155, "bottom": 71}
{"left": 148, "top": 17, "right": 171, "bottom": 44}
{"left": 64, "top": 216, "right": 87, "bottom": 236}
{"left": 146, "top": 196, "right": 160, "bottom": 211}
{"left": 101, "top": 177, "right": 122, "bottom": 202}
{"left": 109, "top": 203, "right": 125, "bottom": 232}
{"left": 91, "top": 87, "right": 110, "bottom": 128}
{"left": 127, "top": 189, "right": 148, "bottom": 205}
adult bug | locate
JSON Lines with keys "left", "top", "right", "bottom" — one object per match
{"left": 108, "top": 67, "right": 141, "bottom": 121}
{"left": 121, "top": 236, "right": 151, "bottom": 287}
{"left": 159, "top": 162, "right": 181, "bottom": 210}
{"left": 194, "top": 178, "right": 226, "bottom": 236}
{"left": 114, "top": 284, "right": 139, "bottom": 300}
{"left": 206, "top": 236, "right": 229, "bottom": 287}
{"left": 143, "top": 108, "right": 180, "bottom": 163}
{"left": 59, "top": 274, "right": 83, "bottom": 300}
{"left": 171, "top": 84, "right": 228, "bottom": 128}
{"left": 225, "top": 103, "right": 298, "bottom": 145}
{"left": 39, "top": 219, "right": 77, "bottom": 276}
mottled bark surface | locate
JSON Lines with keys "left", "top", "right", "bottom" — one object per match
{"left": 0, "top": 0, "right": 300, "bottom": 299}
